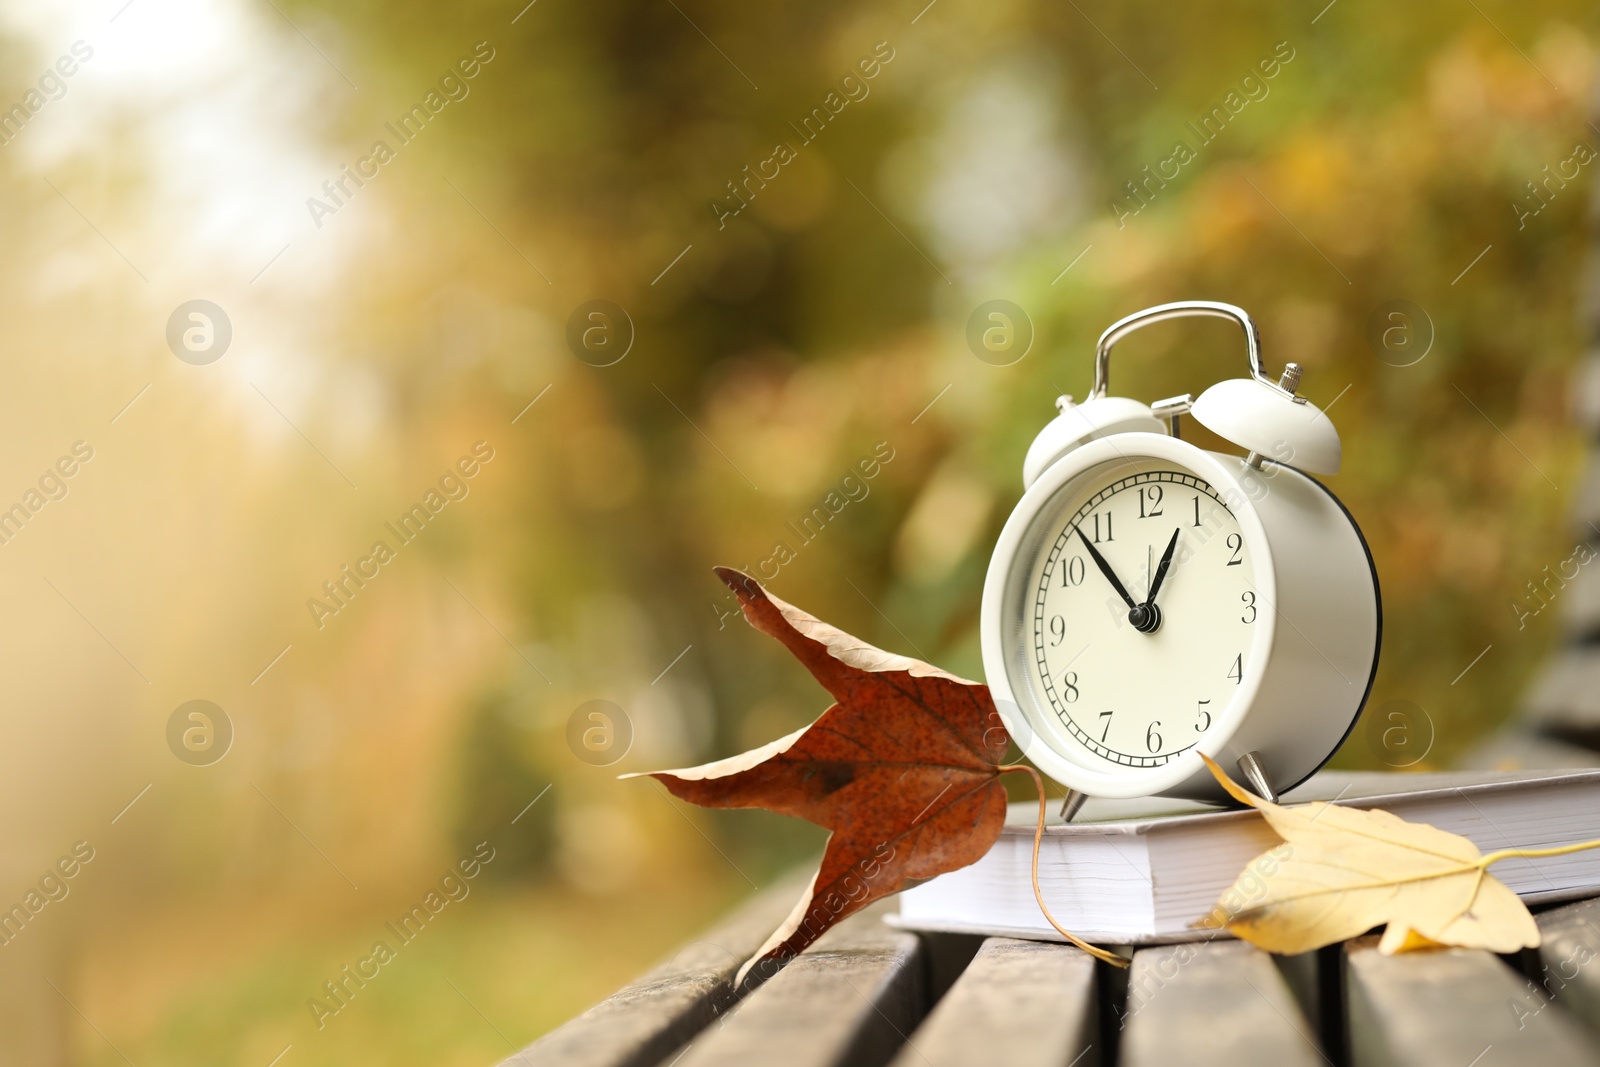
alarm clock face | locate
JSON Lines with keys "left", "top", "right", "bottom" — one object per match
{"left": 1014, "top": 456, "right": 1268, "bottom": 772}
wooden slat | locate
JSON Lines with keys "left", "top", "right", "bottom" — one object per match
{"left": 672, "top": 907, "right": 923, "bottom": 1067}
{"left": 1120, "top": 940, "right": 1323, "bottom": 1067}
{"left": 888, "top": 937, "right": 1097, "bottom": 1067}
{"left": 1535, "top": 897, "right": 1600, "bottom": 1037}
{"left": 1271, "top": 950, "right": 1329, "bottom": 1043}
{"left": 917, "top": 932, "right": 985, "bottom": 1004}
{"left": 1346, "top": 939, "right": 1600, "bottom": 1066}
{"left": 500, "top": 874, "right": 807, "bottom": 1067}
{"left": 1524, "top": 650, "right": 1600, "bottom": 747}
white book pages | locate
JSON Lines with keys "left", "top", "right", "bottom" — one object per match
{"left": 893, "top": 768, "right": 1600, "bottom": 944}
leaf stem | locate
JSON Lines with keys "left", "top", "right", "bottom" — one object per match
{"left": 999, "top": 764, "right": 1130, "bottom": 969}
{"left": 1480, "top": 838, "right": 1600, "bottom": 867}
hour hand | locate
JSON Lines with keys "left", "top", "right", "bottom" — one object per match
{"left": 1074, "top": 527, "right": 1137, "bottom": 609}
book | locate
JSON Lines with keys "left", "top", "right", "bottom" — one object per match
{"left": 890, "top": 767, "right": 1600, "bottom": 945}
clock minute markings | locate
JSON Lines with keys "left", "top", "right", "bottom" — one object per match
{"left": 1046, "top": 475, "right": 1233, "bottom": 765}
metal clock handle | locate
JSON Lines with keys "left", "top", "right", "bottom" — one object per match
{"left": 1090, "top": 300, "right": 1279, "bottom": 401}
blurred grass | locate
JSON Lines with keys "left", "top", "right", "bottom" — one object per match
{"left": 76, "top": 872, "right": 750, "bottom": 1067}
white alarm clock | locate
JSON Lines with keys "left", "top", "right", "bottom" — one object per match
{"left": 981, "top": 301, "right": 1380, "bottom": 811}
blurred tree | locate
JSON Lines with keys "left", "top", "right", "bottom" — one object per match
{"left": 452, "top": 683, "right": 555, "bottom": 881}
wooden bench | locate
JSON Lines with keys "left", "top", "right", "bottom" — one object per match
{"left": 503, "top": 883, "right": 1600, "bottom": 1066}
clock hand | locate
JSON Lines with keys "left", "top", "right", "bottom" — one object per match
{"left": 1144, "top": 528, "right": 1182, "bottom": 607}
{"left": 1074, "top": 527, "right": 1137, "bottom": 610}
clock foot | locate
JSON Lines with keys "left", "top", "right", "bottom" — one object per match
{"left": 1236, "top": 751, "right": 1280, "bottom": 804}
{"left": 1058, "top": 789, "right": 1088, "bottom": 822}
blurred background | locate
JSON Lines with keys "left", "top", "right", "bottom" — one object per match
{"left": 0, "top": 0, "right": 1595, "bottom": 1063}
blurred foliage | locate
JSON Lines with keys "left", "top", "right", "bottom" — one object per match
{"left": 1, "top": 0, "right": 1597, "bottom": 1063}
{"left": 450, "top": 684, "right": 554, "bottom": 881}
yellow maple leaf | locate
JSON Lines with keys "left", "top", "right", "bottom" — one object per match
{"left": 1194, "top": 753, "right": 1600, "bottom": 955}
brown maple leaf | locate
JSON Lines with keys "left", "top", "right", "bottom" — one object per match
{"left": 625, "top": 567, "right": 1121, "bottom": 984}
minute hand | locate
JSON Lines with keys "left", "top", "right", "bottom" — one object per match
{"left": 1144, "top": 528, "right": 1182, "bottom": 606}
{"left": 1075, "top": 527, "right": 1137, "bottom": 609}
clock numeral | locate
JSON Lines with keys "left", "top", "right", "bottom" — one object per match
{"left": 1138, "top": 485, "right": 1164, "bottom": 518}
{"left": 1192, "top": 496, "right": 1204, "bottom": 527}
{"left": 1241, "top": 590, "right": 1257, "bottom": 624}
{"left": 1195, "top": 699, "right": 1212, "bottom": 731}
{"left": 1227, "top": 653, "right": 1243, "bottom": 685}
{"left": 1092, "top": 511, "right": 1113, "bottom": 543}
{"left": 1098, "top": 710, "right": 1113, "bottom": 742}
{"left": 1146, "top": 720, "right": 1163, "bottom": 753}
{"left": 1062, "top": 671, "right": 1079, "bottom": 703}
{"left": 1048, "top": 615, "right": 1066, "bottom": 647}
{"left": 1061, "top": 556, "right": 1086, "bottom": 587}
{"left": 1225, "top": 532, "right": 1243, "bottom": 566}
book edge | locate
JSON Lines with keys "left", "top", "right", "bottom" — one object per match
{"left": 998, "top": 769, "right": 1600, "bottom": 838}
{"left": 889, "top": 883, "right": 1600, "bottom": 946}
